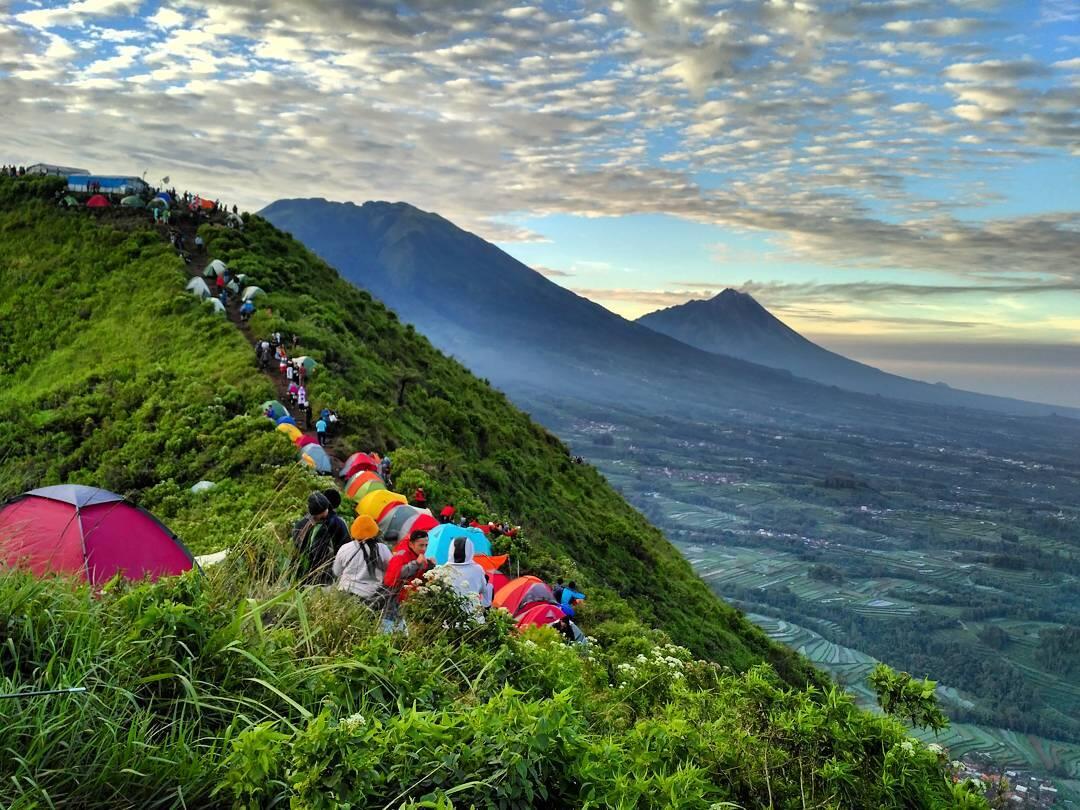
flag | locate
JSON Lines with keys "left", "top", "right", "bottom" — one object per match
{"left": 161, "top": 176, "right": 170, "bottom": 184}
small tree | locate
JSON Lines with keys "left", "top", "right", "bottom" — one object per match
{"left": 868, "top": 664, "right": 949, "bottom": 732}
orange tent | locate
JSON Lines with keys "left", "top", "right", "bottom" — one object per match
{"left": 346, "top": 470, "right": 382, "bottom": 499}
{"left": 492, "top": 576, "right": 555, "bottom": 616}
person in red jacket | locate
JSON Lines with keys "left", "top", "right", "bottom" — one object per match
{"left": 411, "top": 487, "right": 427, "bottom": 509}
{"left": 383, "top": 529, "right": 432, "bottom": 603}
{"left": 439, "top": 504, "right": 455, "bottom": 524}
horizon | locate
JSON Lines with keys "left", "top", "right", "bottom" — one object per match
{"left": 2, "top": 0, "right": 1077, "bottom": 405}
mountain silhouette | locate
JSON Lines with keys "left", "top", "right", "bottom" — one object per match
{"left": 636, "top": 290, "right": 1055, "bottom": 411}
{"left": 260, "top": 198, "right": 1075, "bottom": 419}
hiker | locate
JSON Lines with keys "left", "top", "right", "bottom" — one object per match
{"left": 285, "top": 363, "right": 295, "bottom": 384}
{"left": 439, "top": 536, "right": 492, "bottom": 612}
{"left": 297, "top": 384, "right": 308, "bottom": 409}
{"left": 292, "top": 492, "right": 349, "bottom": 586}
{"left": 440, "top": 504, "right": 455, "bottom": 524}
{"left": 232, "top": 204, "right": 238, "bottom": 214}
{"left": 383, "top": 529, "right": 433, "bottom": 604}
{"left": 291, "top": 333, "right": 299, "bottom": 348}
{"left": 412, "top": 487, "right": 427, "bottom": 509}
{"left": 333, "top": 515, "right": 391, "bottom": 611}
{"left": 240, "top": 300, "right": 255, "bottom": 321}
{"left": 302, "top": 401, "right": 313, "bottom": 429}
{"left": 194, "top": 235, "right": 204, "bottom": 250}
{"left": 559, "top": 581, "right": 585, "bottom": 614}
{"left": 327, "top": 410, "right": 339, "bottom": 432}
{"left": 218, "top": 290, "right": 227, "bottom": 308}
{"left": 287, "top": 381, "right": 298, "bottom": 404}
{"left": 552, "top": 579, "right": 565, "bottom": 604}
{"left": 316, "top": 415, "right": 328, "bottom": 446}
{"left": 378, "top": 455, "right": 391, "bottom": 482}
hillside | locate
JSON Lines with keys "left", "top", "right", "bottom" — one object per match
{"left": 261, "top": 198, "right": 1077, "bottom": 420}
{"left": 637, "top": 290, "right": 1071, "bottom": 414}
{"left": 0, "top": 175, "right": 981, "bottom": 807}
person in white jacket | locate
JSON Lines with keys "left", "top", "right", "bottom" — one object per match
{"left": 333, "top": 515, "right": 391, "bottom": 609}
{"left": 439, "top": 536, "right": 492, "bottom": 612}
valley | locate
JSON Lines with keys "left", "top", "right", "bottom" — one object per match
{"left": 531, "top": 394, "right": 1080, "bottom": 796}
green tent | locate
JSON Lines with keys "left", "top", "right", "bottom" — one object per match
{"left": 60, "top": 195, "right": 79, "bottom": 208}
{"left": 147, "top": 197, "right": 169, "bottom": 209}
{"left": 120, "top": 195, "right": 145, "bottom": 208}
{"left": 241, "top": 286, "right": 265, "bottom": 301}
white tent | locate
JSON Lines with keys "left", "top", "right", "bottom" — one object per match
{"left": 205, "top": 298, "right": 226, "bottom": 314}
{"left": 207, "top": 259, "right": 228, "bottom": 277}
{"left": 185, "top": 277, "right": 211, "bottom": 299}
{"left": 241, "top": 286, "right": 265, "bottom": 301}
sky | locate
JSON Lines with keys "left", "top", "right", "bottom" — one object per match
{"left": 1, "top": 0, "right": 1078, "bottom": 405}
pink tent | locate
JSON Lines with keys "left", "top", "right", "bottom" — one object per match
{"left": 0, "top": 485, "right": 195, "bottom": 584}
{"left": 516, "top": 602, "right": 566, "bottom": 629}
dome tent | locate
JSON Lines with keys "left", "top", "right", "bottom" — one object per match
{"left": 293, "top": 356, "right": 317, "bottom": 375}
{"left": 120, "top": 195, "right": 144, "bottom": 208}
{"left": 86, "top": 195, "right": 110, "bottom": 208}
{"left": 0, "top": 485, "right": 196, "bottom": 584}
{"left": 206, "top": 259, "right": 228, "bottom": 277}
{"left": 358, "top": 489, "right": 407, "bottom": 522}
{"left": 147, "top": 197, "right": 169, "bottom": 210}
{"left": 205, "top": 298, "right": 226, "bottom": 314}
{"left": 351, "top": 477, "right": 386, "bottom": 503}
{"left": 186, "top": 277, "right": 211, "bottom": 299}
{"left": 301, "top": 444, "right": 332, "bottom": 473}
{"left": 262, "top": 400, "right": 289, "bottom": 420}
{"left": 345, "top": 470, "right": 383, "bottom": 499}
{"left": 278, "top": 423, "right": 303, "bottom": 442}
{"left": 492, "top": 576, "right": 555, "bottom": 616}
{"left": 516, "top": 602, "right": 566, "bottom": 629}
{"left": 241, "top": 286, "right": 265, "bottom": 302}
{"left": 426, "top": 525, "right": 491, "bottom": 564}
{"left": 340, "top": 452, "right": 378, "bottom": 479}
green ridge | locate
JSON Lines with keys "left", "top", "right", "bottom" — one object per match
{"left": 0, "top": 175, "right": 983, "bottom": 808}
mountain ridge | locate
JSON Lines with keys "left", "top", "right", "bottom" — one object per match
{"left": 262, "top": 197, "right": 1078, "bottom": 420}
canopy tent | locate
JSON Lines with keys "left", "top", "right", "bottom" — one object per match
{"left": 492, "top": 576, "right": 555, "bottom": 616}
{"left": 120, "top": 195, "right": 144, "bottom": 208}
{"left": 86, "top": 195, "right": 110, "bottom": 208}
{"left": 147, "top": 197, "right": 169, "bottom": 210}
{"left": 241, "top": 286, "right": 265, "bottom": 302}
{"left": 0, "top": 485, "right": 195, "bottom": 584}
{"left": 207, "top": 259, "right": 228, "bottom": 277}
{"left": 60, "top": 195, "right": 79, "bottom": 208}
{"left": 185, "top": 277, "right": 211, "bottom": 299}
{"left": 295, "top": 434, "right": 319, "bottom": 449}
{"left": 293, "top": 356, "right": 317, "bottom": 375}
{"left": 190, "top": 480, "right": 216, "bottom": 494}
{"left": 277, "top": 423, "right": 303, "bottom": 442}
{"left": 345, "top": 470, "right": 382, "bottom": 499}
{"left": 301, "top": 445, "right": 332, "bottom": 473}
{"left": 340, "top": 452, "right": 379, "bottom": 480}
{"left": 276, "top": 414, "right": 297, "bottom": 427}
{"left": 398, "top": 511, "right": 439, "bottom": 542}
{"left": 205, "top": 298, "right": 226, "bottom": 315}
{"left": 426, "top": 525, "right": 491, "bottom": 564}
{"left": 262, "top": 400, "right": 288, "bottom": 420}
{"left": 358, "top": 489, "right": 407, "bottom": 522}
{"left": 516, "top": 602, "right": 566, "bottom": 629}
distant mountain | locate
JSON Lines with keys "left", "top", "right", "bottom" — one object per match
{"left": 637, "top": 289, "right": 1070, "bottom": 414}
{"left": 260, "top": 198, "right": 1076, "bottom": 419}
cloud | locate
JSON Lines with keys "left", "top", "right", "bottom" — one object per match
{"left": 534, "top": 265, "right": 574, "bottom": 277}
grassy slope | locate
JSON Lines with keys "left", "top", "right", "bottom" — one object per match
{"left": 0, "top": 176, "right": 981, "bottom": 809}
{"left": 0, "top": 175, "right": 811, "bottom": 683}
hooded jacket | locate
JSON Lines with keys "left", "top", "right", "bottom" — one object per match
{"left": 439, "top": 537, "right": 493, "bottom": 610}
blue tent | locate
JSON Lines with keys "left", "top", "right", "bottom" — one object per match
{"left": 301, "top": 445, "right": 332, "bottom": 473}
{"left": 155, "top": 191, "right": 173, "bottom": 204}
{"left": 426, "top": 524, "right": 491, "bottom": 564}
{"left": 276, "top": 415, "right": 297, "bottom": 427}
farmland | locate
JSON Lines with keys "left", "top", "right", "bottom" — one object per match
{"left": 530, "top": 394, "right": 1080, "bottom": 796}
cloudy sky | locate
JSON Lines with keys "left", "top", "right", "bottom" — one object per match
{"left": 2, "top": 0, "right": 1078, "bottom": 405}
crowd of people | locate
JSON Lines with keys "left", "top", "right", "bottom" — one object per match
{"left": 2, "top": 165, "right": 26, "bottom": 177}
{"left": 292, "top": 485, "right": 582, "bottom": 638}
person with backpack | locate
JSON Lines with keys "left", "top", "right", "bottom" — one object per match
{"left": 316, "top": 416, "right": 328, "bottom": 445}
{"left": 297, "top": 384, "right": 308, "bottom": 409}
{"left": 333, "top": 515, "right": 391, "bottom": 611}
{"left": 559, "top": 581, "right": 586, "bottom": 615}
{"left": 292, "top": 492, "right": 349, "bottom": 586}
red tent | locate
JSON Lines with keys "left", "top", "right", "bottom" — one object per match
{"left": 492, "top": 575, "right": 555, "bottom": 616}
{"left": 294, "top": 435, "right": 319, "bottom": 448}
{"left": 487, "top": 570, "right": 511, "bottom": 596}
{"left": 0, "top": 485, "right": 195, "bottom": 584}
{"left": 516, "top": 602, "right": 566, "bottom": 629}
{"left": 340, "top": 453, "right": 379, "bottom": 480}
{"left": 86, "top": 195, "right": 110, "bottom": 208}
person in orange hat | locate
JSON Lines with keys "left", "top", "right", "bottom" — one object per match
{"left": 333, "top": 515, "right": 391, "bottom": 612}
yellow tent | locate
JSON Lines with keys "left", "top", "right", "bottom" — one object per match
{"left": 357, "top": 489, "right": 407, "bottom": 520}
{"left": 277, "top": 423, "right": 303, "bottom": 442}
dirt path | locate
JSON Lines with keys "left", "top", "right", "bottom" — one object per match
{"left": 168, "top": 219, "right": 347, "bottom": 476}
